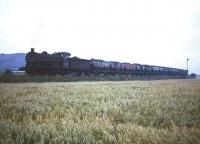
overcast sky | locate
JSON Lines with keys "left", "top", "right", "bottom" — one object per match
{"left": 0, "top": 0, "right": 200, "bottom": 74}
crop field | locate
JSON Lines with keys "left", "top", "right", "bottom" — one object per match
{"left": 0, "top": 80, "right": 200, "bottom": 144}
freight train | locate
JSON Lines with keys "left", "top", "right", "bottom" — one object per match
{"left": 25, "top": 48, "right": 188, "bottom": 77}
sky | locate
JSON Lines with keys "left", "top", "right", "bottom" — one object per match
{"left": 0, "top": 0, "right": 200, "bottom": 74}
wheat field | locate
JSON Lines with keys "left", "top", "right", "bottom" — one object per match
{"left": 0, "top": 79, "right": 200, "bottom": 144}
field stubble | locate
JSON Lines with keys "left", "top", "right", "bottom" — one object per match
{"left": 0, "top": 80, "right": 200, "bottom": 143}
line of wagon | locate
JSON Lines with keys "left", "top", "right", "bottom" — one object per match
{"left": 25, "top": 48, "right": 188, "bottom": 77}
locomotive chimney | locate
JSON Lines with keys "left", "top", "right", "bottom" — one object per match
{"left": 31, "top": 48, "right": 34, "bottom": 52}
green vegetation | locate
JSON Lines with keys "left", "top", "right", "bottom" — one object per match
{"left": 0, "top": 80, "right": 200, "bottom": 143}
{"left": 0, "top": 75, "right": 185, "bottom": 83}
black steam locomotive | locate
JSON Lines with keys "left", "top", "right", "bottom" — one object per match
{"left": 25, "top": 48, "right": 188, "bottom": 77}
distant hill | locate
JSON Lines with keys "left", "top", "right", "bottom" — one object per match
{"left": 0, "top": 53, "right": 26, "bottom": 71}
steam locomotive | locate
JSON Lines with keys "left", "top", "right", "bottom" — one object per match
{"left": 25, "top": 48, "right": 188, "bottom": 77}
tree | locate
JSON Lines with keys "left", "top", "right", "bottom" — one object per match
{"left": 19, "top": 67, "right": 25, "bottom": 71}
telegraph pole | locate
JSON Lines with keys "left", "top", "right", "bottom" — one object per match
{"left": 187, "top": 58, "right": 190, "bottom": 75}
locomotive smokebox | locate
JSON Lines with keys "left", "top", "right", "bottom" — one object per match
{"left": 31, "top": 48, "right": 34, "bottom": 53}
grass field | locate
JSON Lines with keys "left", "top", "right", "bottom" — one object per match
{"left": 0, "top": 79, "right": 200, "bottom": 143}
